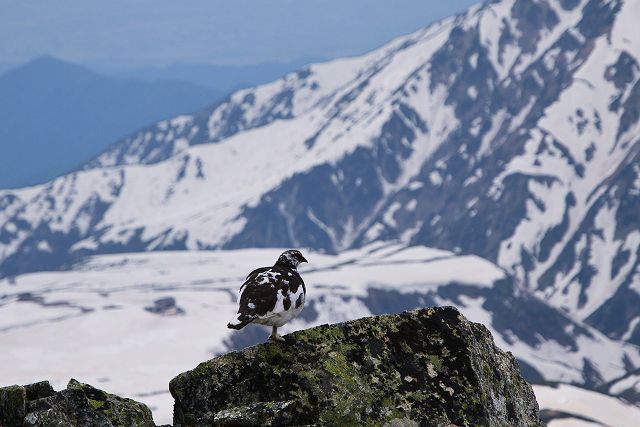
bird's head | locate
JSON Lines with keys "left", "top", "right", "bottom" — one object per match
{"left": 276, "top": 249, "right": 308, "bottom": 269}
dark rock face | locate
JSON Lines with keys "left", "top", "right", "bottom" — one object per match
{"left": 170, "top": 307, "right": 543, "bottom": 426}
{"left": 0, "top": 384, "right": 29, "bottom": 427}
{"left": 0, "top": 379, "right": 155, "bottom": 427}
{"left": 145, "top": 297, "right": 186, "bottom": 316}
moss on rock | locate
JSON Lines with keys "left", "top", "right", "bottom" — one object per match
{"left": 1, "top": 379, "right": 155, "bottom": 427}
{"left": 0, "top": 384, "right": 27, "bottom": 426}
{"left": 170, "top": 306, "right": 543, "bottom": 426}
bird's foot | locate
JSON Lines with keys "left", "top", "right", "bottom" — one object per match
{"left": 268, "top": 334, "right": 286, "bottom": 343}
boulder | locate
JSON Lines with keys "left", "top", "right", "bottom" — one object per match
{"left": 0, "top": 379, "right": 155, "bottom": 427}
{"left": 0, "top": 384, "right": 27, "bottom": 427}
{"left": 170, "top": 306, "right": 543, "bottom": 426}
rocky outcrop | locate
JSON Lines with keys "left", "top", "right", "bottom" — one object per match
{"left": 0, "top": 379, "right": 155, "bottom": 427}
{"left": 170, "top": 306, "right": 543, "bottom": 426}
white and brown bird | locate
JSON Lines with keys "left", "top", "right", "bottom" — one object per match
{"left": 227, "top": 249, "right": 308, "bottom": 342}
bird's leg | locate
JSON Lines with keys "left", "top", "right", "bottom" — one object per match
{"left": 269, "top": 325, "right": 285, "bottom": 342}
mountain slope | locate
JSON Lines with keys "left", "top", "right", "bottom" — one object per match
{"left": 0, "top": 0, "right": 639, "bottom": 385}
{"left": 0, "top": 56, "right": 221, "bottom": 189}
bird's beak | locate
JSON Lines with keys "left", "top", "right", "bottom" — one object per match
{"left": 301, "top": 256, "right": 308, "bottom": 263}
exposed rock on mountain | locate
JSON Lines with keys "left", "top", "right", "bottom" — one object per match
{"left": 170, "top": 306, "right": 543, "bottom": 426}
{"left": 0, "top": 379, "right": 155, "bottom": 427}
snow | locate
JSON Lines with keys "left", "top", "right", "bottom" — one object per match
{"left": 622, "top": 316, "right": 640, "bottom": 342}
{"left": 611, "top": 0, "right": 640, "bottom": 58}
{"left": 483, "top": 6, "right": 640, "bottom": 321}
{"left": 463, "top": 168, "right": 483, "bottom": 187}
{"left": 3, "top": 244, "right": 638, "bottom": 424}
{"left": 478, "top": 0, "right": 515, "bottom": 78}
{"left": 513, "top": 0, "right": 587, "bottom": 76}
{"left": 429, "top": 171, "right": 443, "bottom": 186}
{"left": 0, "top": 244, "right": 507, "bottom": 424}
{"left": 610, "top": 373, "right": 640, "bottom": 395}
{"left": 383, "top": 202, "right": 402, "bottom": 227}
{"left": 534, "top": 384, "right": 640, "bottom": 427}
{"left": 477, "top": 109, "right": 508, "bottom": 158}
{"left": 36, "top": 241, "right": 51, "bottom": 253}
{"left": 468, "top": 53, "right": 478, "bottom": 69}
{"left": 467, "top": 86, "right": 478, "bottom": 100}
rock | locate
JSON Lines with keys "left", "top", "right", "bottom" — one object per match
{"left": 24, "top": 381, "right": 56, "bottom": 402}
{"left": 145, "top": 297, "right": 186, "bottom": 316}
{"left": 0, "top": 381, "right": 56, "bottom": 426}
{"left": 170, "top": 306, "right": 543, "bottom": 426}
{"left": 1, "top": 379, "right": 155, "bottom": 427}
{"left": 213, "top": 400, "right": 301, "bottom": 426}
{"left": 0, "top": 384, "right": 26, "bottom": 427}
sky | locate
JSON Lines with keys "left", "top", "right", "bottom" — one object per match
{"left": 0, "top": 0, "right": 480, "bottom": 68}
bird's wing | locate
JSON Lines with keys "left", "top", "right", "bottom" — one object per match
{"left": 246, "top": 266, "right": 271, "bottom": 280}
{"left": 239, "top": 266, "right": 271, "bottom": 291}
{"left": 238, "top": 267, "right": 295, "bottom": 317}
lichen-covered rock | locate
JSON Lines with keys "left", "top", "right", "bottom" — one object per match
{"left": 0, "top": 381, "right": 56, "bottom": 426}
{"left": 170, "top": 306, "right": 543, "bottom": 426}
{"left": 0, "top": 384, "right": 27, "bottom": 427}
{"left": 0, "top": 379, "right": 155, "bottom": 427}
{"left": 213, "top": 400, "right": 302, "bottom": 426}
{"left": 24, "top": 381, "right": 56, "bottom": 402}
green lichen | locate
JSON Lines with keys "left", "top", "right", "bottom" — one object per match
{"left": 0, "top": 385, "right": 26, "bottom": 427}
{"left": 170, "top": 306, "right": 544, "bottom": 427}
{"left": 427, "top": 354, "right": 443, "bottom": 371}
{"left": 18, "top": 379, "right": 155, "bottom": 427}
{"left": 88, "top": 398, "right": 105, "bottom": 410}
{"left": 323, "top": 352, "right": 355, "bottom": 381}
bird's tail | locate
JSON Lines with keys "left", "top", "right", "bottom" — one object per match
{"left": 227, "top": 313, "right": 255, "bottom": 330}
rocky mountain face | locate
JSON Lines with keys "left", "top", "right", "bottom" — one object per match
{"left": 170, "top": 307, "right": 543, "bottom": 427}
{"left": 1, "top": 0, "right": 639, "bottom": 414}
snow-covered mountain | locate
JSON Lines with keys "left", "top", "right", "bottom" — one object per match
{"left": 1, "top": 0, "right": 640, "bottom": 419}
{"left": 1, "top": 245, "right": 639, "bottom": 424}
{"left": 3, "top": 0, "right": 638, "bottom": 346}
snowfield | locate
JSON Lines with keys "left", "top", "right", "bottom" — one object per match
{"left": 535, "top": 383, "right": 640, "bottom": 427}
{"left": 0, "top": 244, "right": 497, "bottom": 423}
{"left": 1, "top": 244, "right": 638, "bottom": 424}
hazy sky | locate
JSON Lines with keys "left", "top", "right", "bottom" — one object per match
{"left": 1, "top": 0, "right": 479, "bottom": 67}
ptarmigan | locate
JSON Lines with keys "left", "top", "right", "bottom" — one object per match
{"left": 227, "top": 249, "right": 308, "bottom": 342}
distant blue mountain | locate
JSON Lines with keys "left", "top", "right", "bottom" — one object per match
{"left": 115, "top": 58, "right": 321, "bottom": 94}
{"left": 0, "top": 62, "right": 18, "bottom": 75}
{"left": 0, "top": 56, "right": 221, "bottom": 189}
